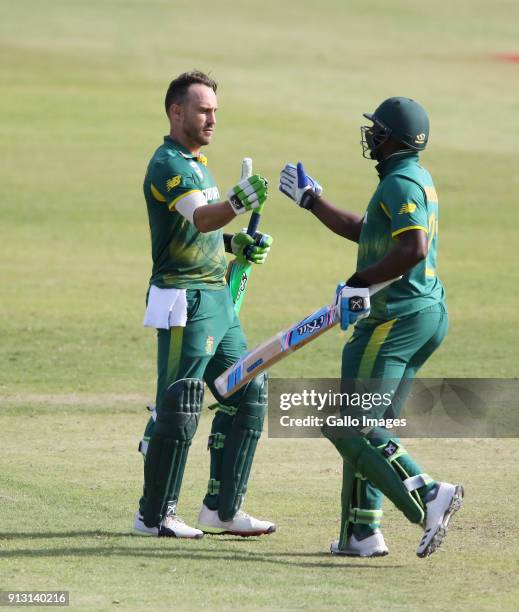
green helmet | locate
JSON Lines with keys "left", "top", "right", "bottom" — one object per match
{"left": 360, "top": 97, "right": 429, "bottom": 159}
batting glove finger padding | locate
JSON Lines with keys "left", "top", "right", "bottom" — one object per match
{"left": 247, "top": 233, "right": 272, "bottom": 264}
{"left": 228, "top": 175, "right": 268, "bottom": 215}
{"left": 279, "top": 162, "right": 323, "bottom": 209}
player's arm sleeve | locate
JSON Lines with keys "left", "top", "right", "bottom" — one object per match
{"left": 148, "top": 161, "right": 207, "bottom": 223}
{"left": 382, "top": 176, "right": 429, "bottom": 239}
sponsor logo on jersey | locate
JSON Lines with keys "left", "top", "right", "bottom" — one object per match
{"left": 398, "top": 203, "right": 417, "bottom": 214}
{"left": 202, "top": 186, "right": 220, "bottom": 202}
{"left": 166, "top": 175, "right": 182, "bottom": 191}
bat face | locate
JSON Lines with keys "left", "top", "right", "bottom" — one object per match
{"left": 215, "top": 303, "right": 339, "bottom": 398}
{"left": 215, "top": 277, "right": 399, "bottom": 399}
{"left": 228, "top": 260, "right": 251, "bottom": 315}
{"left": 282, "top": 304, "right": 338, "bottom": 349}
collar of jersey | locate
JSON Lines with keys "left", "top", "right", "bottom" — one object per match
{"left": 376, "top": 151, "right": 419, "bottom": 179}
{"left": 163, "top": 136, "right": 208, "bottom": 164}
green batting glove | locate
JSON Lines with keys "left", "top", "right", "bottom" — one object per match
{"left": 231, "top": 230, "right": 273, "bottom": 264}
{"left": 227, "top": 174, "right": 268, "bottom": 216}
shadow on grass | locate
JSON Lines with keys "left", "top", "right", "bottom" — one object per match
{"left": 0, "top": 542, "right": 405, "bottom": 569}
{"left": 0, "top": 531, "right": 131, "bottom": 539}
{"left": 0, "top": 532, "right": 271, "bottom": 541}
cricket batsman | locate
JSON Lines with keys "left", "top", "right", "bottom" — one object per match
{"left": 133, "top": 71, "right": 275, "bottom": 538}
{"left": 279, "top": 97, "right": 463, "bottom": 557}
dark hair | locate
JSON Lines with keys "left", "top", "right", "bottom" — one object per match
{"left": 164, "top": 70, "right": 217, "bottom": 115}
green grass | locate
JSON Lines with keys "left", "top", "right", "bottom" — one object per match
{"left": 2, "top": 405, "right": 519, "bottom": 610}
{"left": 1, "top": 0, "right": 519, "bottom": 609}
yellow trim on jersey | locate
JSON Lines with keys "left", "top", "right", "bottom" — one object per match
{"left": 168, "top": 189, "right": 200, "bottom": 211}
{"left": 392, "top": 225, "right": 428, "bottom": 238}
{"left": 150, "top": 183, "right": 166, "bottom": 202}
{"left": 380, "top": 201, "right": 391, "bottom": 219}
{"left": 428, "top": 213, "right": 437, "bottom": 248}
{"left": 426, "top": 267, "right": 436, "bottom": 277}
{"left": 424, "top": 186, "right": 438, "bottom": 202}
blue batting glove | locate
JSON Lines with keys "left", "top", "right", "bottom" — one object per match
{"left": 279, "top": 162, "right": 323, "bottom": 210}
{"left": 335, "top": 283, "right": 371, "bottom": 330}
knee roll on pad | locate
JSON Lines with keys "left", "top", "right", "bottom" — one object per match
{"left": 218, "top": 373, "right": 268, "bottom": 521}
{"left": 155, "top": 378, "right": 204, "bottom": 440}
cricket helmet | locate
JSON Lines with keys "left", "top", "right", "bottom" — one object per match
{"left": 360, "top": 97, "right": 429, "bottom": 159}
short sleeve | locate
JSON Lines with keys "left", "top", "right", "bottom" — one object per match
{"left": 148, "top": 160, "right": 201, "bottom": 211}
{"left": 381, "top": 176, "right": 428, "bottom": 239}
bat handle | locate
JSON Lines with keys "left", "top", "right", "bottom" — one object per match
{"left": 246, "top": 211, "right": 261, "bottom": 236}
{"left": 368, "top": 276, "right": 403, "bottom": 296}
{"left": 240, "top": 156, "right": 261, "bottom": 258}
{"left": 243, "top": 211, "right": 261, "bottom": 259}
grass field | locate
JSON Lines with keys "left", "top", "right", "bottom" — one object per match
{"left": 1, "top": 1, "right": 519, "bottom": 609}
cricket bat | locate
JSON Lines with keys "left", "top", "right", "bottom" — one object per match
{"left": 215, "top": 278, "right": 399, "bottom": 398}
{"left": 227, "top": 157, "right": 264, "bottom": 314}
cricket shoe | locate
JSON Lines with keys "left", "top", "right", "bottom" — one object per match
{"left": 416, "top": 482, "right": 464, "bottom": 558}
{"left": 133, "top": 512, "right": 203, "bottom": 539}
{"left": 197, "top": 504, "right": 276, "bottom": 536}
{"left": 330, "top": 531, "right": 389, "bottom": 557}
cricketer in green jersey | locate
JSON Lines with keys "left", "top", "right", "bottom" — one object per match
{"left": 279, "top": 97, "right": 463, "bottom": 558}
{"left": 134, "top": 71, "right": 275, "bottom": 539}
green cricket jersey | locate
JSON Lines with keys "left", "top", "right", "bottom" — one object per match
{"left": 143, "top": 136, "right": 227, "bottom": 289}
{"left": 357, "top": 152, "right": 445, "bottom": 319}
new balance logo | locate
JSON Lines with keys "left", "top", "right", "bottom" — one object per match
{"left": 399, "top": 203, "right": 417, "bottom": 214}
{"left": 166, "top": 175, "right": 182, "bottom": 191}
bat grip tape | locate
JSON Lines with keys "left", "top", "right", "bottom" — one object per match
{"left": 244, "top": 211, "right": 261, "bottom": 258}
